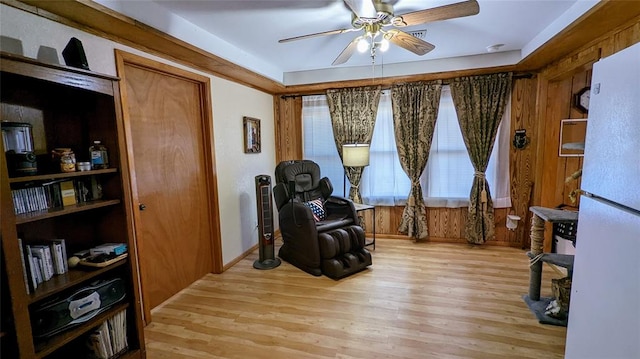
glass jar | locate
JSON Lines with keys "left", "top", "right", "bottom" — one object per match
{"left": 89, "top": 140, "right": 109, "bottom": 170}
{"left": 52, "top": 148, "right": 76, "bottom": 173}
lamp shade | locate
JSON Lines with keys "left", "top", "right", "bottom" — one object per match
{"left": 342, "top": 143, "right": 370, "bottom": 167}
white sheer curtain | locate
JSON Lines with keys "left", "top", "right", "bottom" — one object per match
{"left": 302, "top": 95, "right": 345, "bottom": 195}
{"left": 423, "top": 86, "right": 512, "bottom": 208}
{"left": 302, "top": 87, "right": 512, "bottom": 208}
{"left": 360, "top": 90, "right": 409, "bottom": 205}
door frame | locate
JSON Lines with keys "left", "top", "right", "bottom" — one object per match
{"left": 114, "top": 49, "right": 223, "bottom": 324}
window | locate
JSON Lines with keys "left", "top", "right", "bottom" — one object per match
{"left": 302, "top": 95, "right": 345, "bottom": 194}
{"left": 302, "top": 86, "right": 511, "bottom": 208}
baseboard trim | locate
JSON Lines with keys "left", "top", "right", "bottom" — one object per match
{"left": 372, "top": 234, "right": 519, "bottom": 247}
{"left": 223, "top": 243, "right": 259, "bottom": 271}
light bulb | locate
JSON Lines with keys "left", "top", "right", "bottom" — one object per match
{"left": 357, "top": 38, "right": 369, "bottom": 53}
{"left": 380, "top": 38, "right": 389, "bottom": 52}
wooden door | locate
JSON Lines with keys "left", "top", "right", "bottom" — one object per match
{"left": 115, "top": 51, "right": 222, "bottom": 323}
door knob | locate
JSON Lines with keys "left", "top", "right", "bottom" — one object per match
{"left": 139, "top": 203, "right": 146, "bottom": 211}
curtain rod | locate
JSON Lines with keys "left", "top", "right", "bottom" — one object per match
{"left": 279, "top": 73, "right": 535, "bottom": 98}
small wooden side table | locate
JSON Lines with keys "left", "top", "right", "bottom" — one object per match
{"left": 354, "top": 203, "right": 375, "bottom": 250}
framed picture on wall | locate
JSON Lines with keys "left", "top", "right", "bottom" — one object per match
{"left": 243, "top": 116, "right": 261, "bottom": 153}
{"left": 559, "top": 119, "right": 587, "bottom": 156}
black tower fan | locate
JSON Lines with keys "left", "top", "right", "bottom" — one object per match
{"left": 253, "top": 175, "right": 281, "bottom": 269}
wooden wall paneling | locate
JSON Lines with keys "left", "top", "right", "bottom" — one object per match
{"left": 441, "top": 208, "right": 452, "bottom": 239}
{"left": 510, "top": 77, "right": 538, "bottom": 248}
{"left": 493, "top": 208, "right": 508, "bottom": 245}
{"left": 373, "top": 206, "right": 401, "bottom": 238}
{"left": 537, "top": 70, "right": 590, "bottom": 251}
{"left": 449, "top": 207, "right": 463, "bottom": 239}
{"left": 366, "top": 206, "right": 382, "bottom": 237}
{"left": 549, "top": 78, "right": 573, "bottom": 252}
{"left": 431, "top": 207, "right": 464, "bottom": 241}
{"left": 540, "top": 81, "right": 564, "bottom": 208}
{"left": 563, "top": 71, "right": 590, "bottom": 209}
{"left": 274, "top": 96, "right": 302, "bottom": 163}
{"left": 531, "top": 75, "right": 549, "bottom": 212}
{"left": 541, "top": 45, "right": 599, "bottom": 83}
{"left": 460, "top": 209, "right": 468, "bottom": 240}
{"left": 365, "top": 206, "right": 516, "bottom": 246}
{"left": 613, "top": 20, "right": 640, "bottom": 54}
{"left": 391, "top": 206, "right": 404, "bottom": 237}
{"left": 364, "top": 206, "right": 377, "bottom": 236}
{"left": 428, "top": 207, "right": 440, "bottom": 237}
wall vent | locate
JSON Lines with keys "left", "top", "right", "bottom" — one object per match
{"left": 408, "top": 29, "right": 427, "bottom": 39}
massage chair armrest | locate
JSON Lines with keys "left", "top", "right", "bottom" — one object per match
{"left": 278, "top": 201, "right": 319, "bottom": 234}
{"left": 324, "top": 195, "right": 358, "bottom": 221}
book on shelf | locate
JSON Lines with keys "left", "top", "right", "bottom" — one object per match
{"left": 43, "top": 181, "right": 63, "bottom": 210}
{"left": 60, "top": 180, "right": 77, "bottom": 207}
{"left": 10, "top": 177, "right": 105, "bottom": 215}
{"left": 25, "top": 245, "right": 39, "bottom": 290}
{"left": 86, "top": 309, "right": 128, "bottom": 359}
{"left": 75, "top": 175, "right": 103, "bottom": 203}
{"left": 31, "top": 254, "right": 43, "bottom": 285}
{"left": 17, "top": 238, "right": 32, "bottom": 294}
{"left": 30, "top": 245, "right": 54, "bottom": 281}
{"left": 19, "top": 239, "right": 69, "bottom": 289}
{"left": 10, "top": 185, "right": 49, "bottom": 214}
{"left": 46, "top": 239, "right": 69, "bottom": 274}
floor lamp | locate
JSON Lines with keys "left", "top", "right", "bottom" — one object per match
{"left": 342, "top": 143, "right": 370, "bottom": 198}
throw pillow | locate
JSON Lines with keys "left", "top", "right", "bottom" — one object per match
{"left": 303, "top": 198, "right": 326, "bottom": 222}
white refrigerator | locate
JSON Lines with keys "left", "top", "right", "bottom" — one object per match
{"left": 565, "top": 42, "right": 640, "bottom": 358}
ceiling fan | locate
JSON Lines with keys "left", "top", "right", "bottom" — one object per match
{"left": 278, "top": 0, "right": 480, "bottom": 65}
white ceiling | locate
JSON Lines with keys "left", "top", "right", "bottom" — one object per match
{"left": 95, "top": 0, "right": 599, "bottom": 85}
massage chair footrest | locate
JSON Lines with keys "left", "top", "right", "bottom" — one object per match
{"left": 318, "top": 225, "right": 372, "bottom": 279}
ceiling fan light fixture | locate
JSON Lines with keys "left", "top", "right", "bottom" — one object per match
{"left": 357, "top": 37, "right": 370, "bottom": 53}
{"left": 282, "top": 0, "right": 481, "bottom": 66}
{"left": 380, "top": 38, "right": 390, "bottom": 52}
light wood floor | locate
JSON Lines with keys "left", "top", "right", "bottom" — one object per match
{"left": 144, "top": 238, "right": 567, "bottom": 358}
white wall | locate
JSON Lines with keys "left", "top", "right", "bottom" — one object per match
{"left": 0, "top": 4, "right": 276, "bottom": 267}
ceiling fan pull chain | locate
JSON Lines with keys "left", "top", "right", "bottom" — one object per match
{"left": 371, "top": 54, "right": 375, "bottom": 84}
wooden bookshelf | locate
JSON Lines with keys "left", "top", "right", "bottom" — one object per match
{"left": 8, "top": 168, "right": 118, "bottom": 183}
{"left": 15, "top": 199, "right": 121, "bottom": 224}
{"left": 0, "top": 52, "right": 146, "bottom": 358}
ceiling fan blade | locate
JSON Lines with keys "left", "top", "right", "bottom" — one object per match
{"left": 386, "top": 29, "right": 435, "bottom": 56}
{"left": 332, "top": 37, "right": 360, "bottom": 66}
{"left": 394, "top": 0, "right": 480, "bottom": 27}
{"left": 343, "top": 0, "right": 377, "bottom": 19}
{"left": 279, "top": 28, "right": 358, "bottom": 43}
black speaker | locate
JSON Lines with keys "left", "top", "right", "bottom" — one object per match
{"left": 62, "top": 37, "right": 90, "bottom": 70}
{"left": 254, "top": 175, "right": 281, "bottom": 270}
{"left": 31, "top": 278, "right": 126, "bottom": 338}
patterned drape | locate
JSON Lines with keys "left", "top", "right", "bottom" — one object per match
{"left": 450, "top": 73, "right": 512, "bottom": 244}
{"left": 326, "top": 86, "right": 381, "bottom": 203}
{"left": 391, "top": 81, "right": 442, "bottom": 240}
